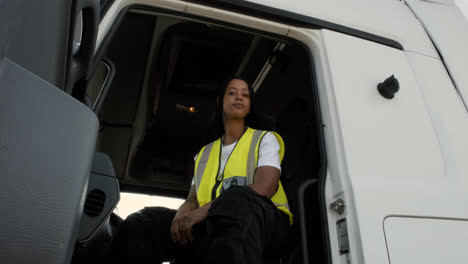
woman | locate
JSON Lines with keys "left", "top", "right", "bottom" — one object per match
{"left": 112, "top": 77, "right": 292, "bottom": 264}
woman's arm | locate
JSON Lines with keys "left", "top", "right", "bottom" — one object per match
{"left": 249, "top": 166, "right": 280, "bottom": 199}
{"left": 249, "top": 132, "right": 282, "bottom": 198}
{"left": 179, "top": 184, "right": 198, "bottom": 211}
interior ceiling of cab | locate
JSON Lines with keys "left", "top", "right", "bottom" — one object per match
{"left": 99, "top": 12, "right": 315, "bottom": 197}
{"left": 164, "top": 23, "right": 253, "bottom": 96}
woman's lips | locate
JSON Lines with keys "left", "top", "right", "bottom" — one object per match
{"left": 233, "top": 103, "right": 244, "bottom": 108}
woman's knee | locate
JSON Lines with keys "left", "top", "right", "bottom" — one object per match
{"left": 115, "top": 207, "right": 176, "bottom": 242}
{"left": 214, "top": 186, "right": 267, "bottom": 207}
{"left": 126, "top": 207, "right": 176, "bottom": 225}
{"left": 208, "top": 187, "right": 263, "bottom": 220}
{"left": 112, "top": 207, "right": 176, "bottom": 261}
{"left": 213, "top": 187, "right": 250, "bottom": 207}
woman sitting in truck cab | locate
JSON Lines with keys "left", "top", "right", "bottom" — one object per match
{"left": 112, "top": 77, "right": 293, "bottom": 264}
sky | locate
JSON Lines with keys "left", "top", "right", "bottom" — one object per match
{"left": 115, "top": 0, "right": 468, "bottom": 220}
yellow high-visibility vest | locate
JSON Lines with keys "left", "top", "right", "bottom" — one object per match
{"left": 194, "top": 127, "right": 293, "bottom": 224}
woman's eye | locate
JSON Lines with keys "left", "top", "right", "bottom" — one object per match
{"left": 242, "top": 94, "right": 249, "bottom": 97}
{"left": 228, "top": 91, "right": 235, "bottom": 95}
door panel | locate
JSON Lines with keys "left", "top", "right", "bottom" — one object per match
{"left": 0, "top": 0, "right": 102, "bottom": 262}
{"left": 288, "top": 26, "right": 450, "bottom": 263}
{"left": 0, "top": 59, "right": 99, "bottom": 263}
{"left": 321, "top": 29, "right": 444, "bottom": 263}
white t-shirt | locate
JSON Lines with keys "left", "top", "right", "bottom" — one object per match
{"left": 192, "top": 132, "right": 281, "bottom": 185}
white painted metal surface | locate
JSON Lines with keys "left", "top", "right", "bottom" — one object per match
{"left": 384, "top": 217, "right": 468, "bottom": 263}
{"left": 404, "top": 52, "right": 468, "bottom": 194}
{"left": 312, "top": 28, "right": 447, "bottom": 263}
{"left": 97, "top": 0, "right": 291, "bottom": 51}
{"left": 185, "top": 2, "right": 290, "bottom": 35}
{"left": 405, "top": 0, "right": 468, "bottom": 109}
{"left": 97, "top": 0, "right": 187, "bottom": 50}
{"left": 289, "top": 23, "right": 468, "bottom": 263}
{"left": 248, "top": 0, "right": 438, "bottom": 57}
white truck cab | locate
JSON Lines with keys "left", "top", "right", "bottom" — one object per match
{"left": 1, "top": 0, "right": 468, "bottom": 263}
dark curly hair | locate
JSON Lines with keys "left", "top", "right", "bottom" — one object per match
{"left": 215, "top": 76, "right": 257, "bottom": 138}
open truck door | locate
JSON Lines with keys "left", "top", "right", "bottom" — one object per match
{"left": 0, "top": 0, "right": 101, "bottom": 263}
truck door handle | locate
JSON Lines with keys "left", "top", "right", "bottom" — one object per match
{"left": 298, "top": 178, "right": 318, "bottom": 264}
{"left": 67, "top": 0, "right": 100, "bottom": 93}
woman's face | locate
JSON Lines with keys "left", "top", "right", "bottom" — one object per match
{"left": 222, "top": 78, "right": 251, "bottom": 121}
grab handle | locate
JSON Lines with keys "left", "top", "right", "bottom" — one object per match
{"left": 297, "top": 179, "right": 318, "bottom": 264}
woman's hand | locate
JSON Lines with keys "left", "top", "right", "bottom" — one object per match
{"left": 170, "top": 203, "right": 211, "bottom": 245}
{"left": 170, "top": 185, "right": 212, "bottom": 245}
{"left": 170, "top": 207, "right": 189, "bottom": 245}
{"left": 170, "top": 207, "right": 206, "bottom": 244}
{"left": 170, "top": 185, "right": 198, "bottom": 244}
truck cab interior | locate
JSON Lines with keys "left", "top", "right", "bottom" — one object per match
{"left": 72, "top": 6, "right": 326, "bottom": 264}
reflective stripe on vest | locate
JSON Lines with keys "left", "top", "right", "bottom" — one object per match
{"left": 194, "top": 127, "right": 293, "bottom": 224}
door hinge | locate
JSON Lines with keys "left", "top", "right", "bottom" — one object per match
{"left": 330, "top": 198, "right": 345, "bottom": 215}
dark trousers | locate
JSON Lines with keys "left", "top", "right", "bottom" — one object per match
{"left": 111, "top": 186, "right": 291, "bottom": 264}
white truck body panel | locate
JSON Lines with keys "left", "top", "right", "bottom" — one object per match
{"left": 405, "top": 0, "right": 468, "bottom": 109}
{"left": 384, "top": 217, "right": 468, "bottom": 263}
{"left": 317, "top": 29, "right": 468, "bottom": 263}
{"left": 248, "top": 0, "right": 439, "bottom": 57}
